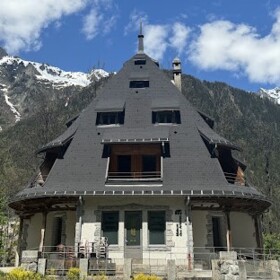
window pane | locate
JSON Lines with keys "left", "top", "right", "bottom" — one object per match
{"left": 148, "top": 211, "right": 165, "bottom": 244}
{"left": 134, "top": 59, "right": 146, "bottom": 65}
{"left": 96, "top": 111, "right": 125, "bottom": 125}
{"left": 102, "top": 212, "right": 119, "bottom": 245}
{"left": 130, "top": 81, "right": 149, "bottom": 88}
{"left": 153, "top": 110, "right": 181, "bottom": 124}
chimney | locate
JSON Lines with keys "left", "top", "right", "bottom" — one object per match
{"left": 172, "top": 57, "right": 182, "bottom": 92}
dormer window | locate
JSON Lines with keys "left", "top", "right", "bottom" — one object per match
{"left": 152, "top": 110, "right": 181, "bottom": 124}
{"left": 96, "top": 111, "right": 125, "bottom": 126}
{"left": 130, "top": 80, "right": 149, "bottom": 88}
{"left": 134, "top": 59, "right": 146, "bottom": 65}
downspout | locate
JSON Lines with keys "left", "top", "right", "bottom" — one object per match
{"left": 185, "top": 196, "right": 192, "bottom": 271}
{"left": 39, "top": 211, "right": 47, "bottom": 258}
{"left": 225, "top": 211, "right": 232, "bottom": 252}
{"left": 16, "top": 216, "right": 24, "bottom": 266}
{"left": 253, "top": 214, "right": 263, "bottom": 250}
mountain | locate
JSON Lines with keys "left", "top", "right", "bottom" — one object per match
{"left": 258, "top": 87, "right": 280, "bottom": 105}
{"left": 0, "top": 47, "right": 109, "bottom": 131}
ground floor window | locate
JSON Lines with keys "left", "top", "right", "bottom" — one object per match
{"left": 102, "top": 211, "right": 119, "bottom": 245}
{"left": 148, "top": 211, "right": 166, "bottom": 245}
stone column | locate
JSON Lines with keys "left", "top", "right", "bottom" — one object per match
{"left": 123, "top": 258, "right": 132, "bottom": 280}
{"left": 167, "top": 259, "right": 176, "bottom": 280}
{"left": 75, "top": 196, "right": 83, "bottom": 256}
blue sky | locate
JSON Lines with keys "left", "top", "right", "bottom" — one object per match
{"left": 0, "top": 0, "right": 280, "bottom": 92}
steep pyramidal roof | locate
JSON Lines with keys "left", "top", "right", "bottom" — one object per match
{"left": 10, "top": 37, "right": 270, "bottom": 213}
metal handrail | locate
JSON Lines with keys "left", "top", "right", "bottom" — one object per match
{"left": 224, "top": 172, "right": 246, "bottom": 186}
{"left": 107, "top": 171, "right": 162, "bottom": 181}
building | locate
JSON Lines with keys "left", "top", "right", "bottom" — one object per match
{"left": 9, "top": 28, "right": 270, "bottom": 276}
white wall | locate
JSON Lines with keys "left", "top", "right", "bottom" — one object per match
{"left": 192, "top": 210, "right": 208, "bottom": 248}
{"left": 25, "top": 213, "right": 41, "bottom": 249}
{"left": 230, "top": 212, "right": 257, "bottom": 248}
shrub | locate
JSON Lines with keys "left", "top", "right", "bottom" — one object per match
{"left": 94, "top": 272, "right": 108, "bottom": 280}
{"left": 4, "top": 267, "right": 43, "bottom": 280}
{"left": 66, "top": 267, "right": 80, "bottom": 280}
{"left": 133, "top": 273, "right": 162, "bottom": 280}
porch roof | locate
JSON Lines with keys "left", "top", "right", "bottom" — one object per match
{"left": 9, "top": 188, "right": 270, "bottom": 215}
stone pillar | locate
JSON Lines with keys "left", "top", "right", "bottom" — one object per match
{"left": 212, "top": 252, "right": 240, "bottom": 280}
{"left": 167, "top": 259, "right": 176, "bottom": 280}
{"left": 79, "top": 258, "right": 88, "bottom": 278}
{"left": 123, "top": 258, "right": 132, "bottom": 280}
{"left": 269, "top": 260, "right": 280, "bottom": 280}
{"left": 37, "top": 258, "right": 47, "bottom": 276}
{"left": 238, "top": 260, "right": 247, "bottom": 279}
{"left": 75, "top": 196, "right": 83, "bottom": 256}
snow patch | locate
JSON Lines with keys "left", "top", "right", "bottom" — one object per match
{"left": 259, "top": 87, "right": 280, "bottom": 105}
{"left": 1, "top": 85, "right": 21, "bottom": 122}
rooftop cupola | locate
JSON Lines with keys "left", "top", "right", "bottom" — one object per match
{"left": 172, "top": 57, "right": 182, "bottom": 92}
{"left": 138, "top": 21, "right": 144, "bottom": 53}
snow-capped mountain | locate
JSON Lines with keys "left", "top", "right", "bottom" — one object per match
{"left": 0, "top": 47, "right": 109, "bottom": 131}
{"left": 258, "top": 87, "right": 280, "bottom": 105}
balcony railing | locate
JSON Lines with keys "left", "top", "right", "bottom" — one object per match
{"left": 29, "top": 173, "right": 48, "bottom": 188}
{"left": 224, "top": 172, "right": 246, "bottom": 186}
{"left": 107, "top": 171, "right": 162, "bottom": 182}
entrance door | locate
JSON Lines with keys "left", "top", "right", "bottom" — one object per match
{"left": 212, "top": 217, "right": 223, "bottom": 250}
{"left": 125, "top": 211, "right": 142, "bottom": 258}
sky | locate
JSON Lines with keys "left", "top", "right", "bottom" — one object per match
{"left": 0, "top": 0, "right": 280, "bottom": 92}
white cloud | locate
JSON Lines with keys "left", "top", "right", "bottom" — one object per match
{"left": 0, "top": 0, "right": 88, "bottom": 53}
{"left": 189, "top": 8, "right": 280, "bottom": 84}
{"left": 82, "top": 9, "right": 104, "bottom": 40}
{"left": 0, "top": 0, "right": 118, "bottom": 54}
{"left": 170, "top": 22, "right": 191, "bottom": 55}
{"left": 125, "top": 12, "right": 190, "bottom": 61}
{"left": 145, "top": 25, "right": 169, "bottom": 61}
{"left": 82, "top": 0, "right": 118, "bottom": 40}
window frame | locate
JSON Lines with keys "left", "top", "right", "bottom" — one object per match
{"left": 129, "top": 80, "right": 150, "bottom": 88}
{"left": 106, "top": 144, "right": 162, "bottom": 182}
{"left": 101, "top": 211, "right": 119, "bottom": 245}
{"left": 152, "top": 110, "right": 181, "bottom": 125}
{"left": 96, "top": 110, "right": 125, "bottom": 126}
{"left": 148, "top": 210, "right": 166, "bottom": 245}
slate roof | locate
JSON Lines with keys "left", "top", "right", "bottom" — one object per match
{"left": 10, "top": 51, "right": 270, "bottom": 210}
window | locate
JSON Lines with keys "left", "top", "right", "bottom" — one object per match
{"left": 96, "top": 111, "right": 125, "bottom": 126}
{"left": 134, "top": 59, "right": 146, "bottom": 65}
{"left": 107, "top": 144, "right": 162, "bottom": 181}
{"left": 102, "top": 211, "right": 119, "bottom": 245}
{"left": 152, "top": 110, "right": 181, "bottom": 124}
{"left": 130, "top": 80, "right": 149, "bottom": 88}
{"left": 148, "top": 211, "right": 166, "bottom": 245}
